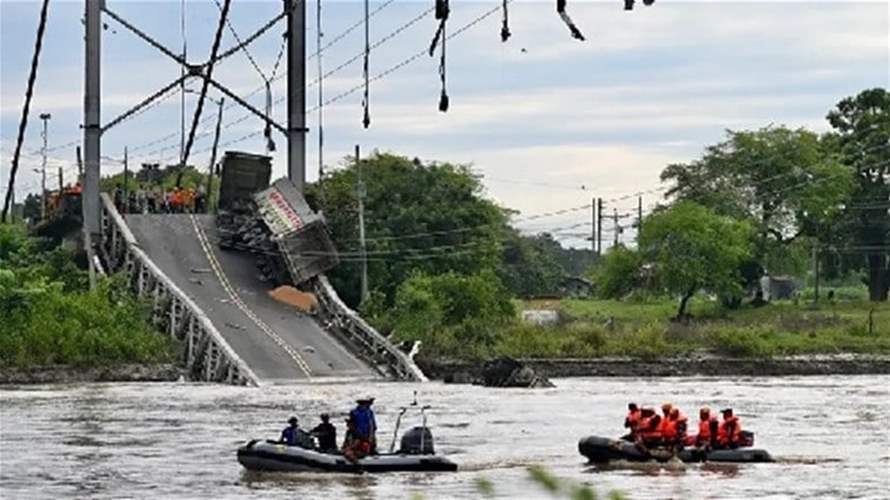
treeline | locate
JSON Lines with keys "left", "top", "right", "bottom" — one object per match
{"left": 0, "top": 225, "right": 173, "bottom": 367}
{"left": 592, "top": 87, "right": 890, "bottom": 316}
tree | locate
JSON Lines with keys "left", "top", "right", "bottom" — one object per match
{"left": 660, "top": 126, "right": 853, "bottom": 283}
{"left": 498, "top": 231, "right": 566, "bottom": 298}
{"left": 589, "top": 244, "right": 641, "bottom": 299}
{"left": 307, "top": 153, "right": 510, "bottom": 307}
{"left": 389, "top": 270, "right": 515, "bottom": 357}
{"left": 639, "top": 202, "right": 753, "bottom": 319}
{"left": 827, "top": 88, "right": 890, "bottom": 301}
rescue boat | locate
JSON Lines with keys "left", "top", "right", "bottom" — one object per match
{"left": 577, "top": 435, "right": 773, "bottom": 463}
{"left": 237, "top": 403, "right": 458, "bottom": 473}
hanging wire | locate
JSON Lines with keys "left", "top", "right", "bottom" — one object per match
{"left": 362, "top": 0, "right": 371, "bottom": 128}
{"left": 429, "top": 0, "right": 450, "bottom": 112}
{"left": 500, "top": 0, "right": 511, "bottom": 42}
{"left": 556, "top": 0, "right": 585, "bottom": 41}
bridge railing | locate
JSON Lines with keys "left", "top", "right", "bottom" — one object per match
{"left": 313, "top": 276, "right": 427, "bottom": 382}
{"left": 97, "top": 194, "right": 258, "bottom": 386}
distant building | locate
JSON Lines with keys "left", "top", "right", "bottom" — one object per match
{"left": 521, "top": 309, "right": 560, "bottom": 326}
{"left": 760, "top": 275, "right": 799, "bottom": 301}
{"left": 558, "top": 276, "right": 594, "bottom": 298}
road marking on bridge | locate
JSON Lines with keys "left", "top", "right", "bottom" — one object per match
{"left": 189, "top": 215, "right": 314, "bottom": 379}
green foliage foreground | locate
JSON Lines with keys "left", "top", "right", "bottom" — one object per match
{"left": 0, "top": 224, "right": 174, "bottom": 368}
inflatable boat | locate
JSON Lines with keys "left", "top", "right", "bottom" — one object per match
{"left": 578, "top": 435, "right": 773, "bottom": 463}
{"left": 237, "top": 439, "right": 458, "bottom": 473}
{"left": 238, "top": 402, "right": 458, "bottom": 473}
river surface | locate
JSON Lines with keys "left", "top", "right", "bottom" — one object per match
{"left": 2, "top": 376, "right": 888, "bottom": 499}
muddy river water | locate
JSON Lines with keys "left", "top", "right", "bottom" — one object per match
{"left": 1, "top": 376, "right": 888, "bottom": 499}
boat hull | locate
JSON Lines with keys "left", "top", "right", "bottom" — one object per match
{"left": 578, "top": 436, "right": 773, "bottom": 463}
{"left": 237, "top": 440, "right": 458, "bottom": 473}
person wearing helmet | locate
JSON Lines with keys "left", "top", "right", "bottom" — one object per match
{"left": 664, "top": 407, "right": 688, "bottom": 448}
{"left": 311, "top": 413, "right": 338, "bottom": 453}
{"left": 345, "top": 397, "right": 377, "bottom": 461}
{"left": 717, "top": 408, "right": 743, "bottom": 449}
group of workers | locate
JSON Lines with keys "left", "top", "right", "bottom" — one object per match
{"left": 622, "top": 403, "right": 745, "bottom": 451}
{"left": 112, "top": 186, "right": 207, "bottom": 215}
{"left": 279, "top": 397, "right": 378, "bottom": 462}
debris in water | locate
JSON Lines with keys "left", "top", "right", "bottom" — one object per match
{"left": 188, "top": 278, "right": 204, "bottom": 286}
{"left": 191, "top": 268, "right": 212, "bottom": 274}
{"left": 225, "top": 322, "right": 245, "bottom": 330}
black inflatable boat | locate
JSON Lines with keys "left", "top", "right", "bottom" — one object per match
{"left": 578, "top": 435, "right": 773, "bottom": 463}
{"left": 238, "top": 403, "right": 458, "bottom": 473}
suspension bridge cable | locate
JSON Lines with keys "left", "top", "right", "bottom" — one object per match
{"left": 2, "top": 0, "right": 50, "bottom": 223}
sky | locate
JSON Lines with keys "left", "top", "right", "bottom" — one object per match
{"left": 1, "top": 0, "right": 888, "bottom": 248}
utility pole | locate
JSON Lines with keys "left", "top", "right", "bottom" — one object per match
{"left": 83, "top": 0, "right": 102, "bottom": 236}
{"left": 58, "top": 165, "right": 63, "bottom": 192}
{"left": 613, "top": 208, "right": 620, "bottom": 248}
{"left": 596, "top": 198, "right": 603, "bottom": 255}
{"left": 356, "top": 145, "right": 369, "bottom": 304}
{"left": 122, "top": 146, "right": 129, "bottom": 213}
{"left": 637, "top": 195, "right": 643, "bottom": 245}
{"left": 76, "top": 146, "right": 83, "bottom": 180}
{"left": 207, "top": 97, "right": 224, "bottom": 213}
{"left": 39, "top": 112, "right": 51, "bottom": 219}
{"left": 286, "top": 0, "right": 307, "bottom": 191}
{"left": 590, "top": 197, "right": 597, "bottom": 253}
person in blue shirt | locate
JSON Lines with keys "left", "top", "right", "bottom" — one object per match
{"left": 279, "top": 416, "right": 313, "bottom": 448}
{"left": 344, "top": 397, "right": 377, "bottom": 460}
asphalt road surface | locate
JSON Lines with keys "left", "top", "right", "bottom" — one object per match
{"left": 125, "top": 214, "right": 373, "bottom": 383}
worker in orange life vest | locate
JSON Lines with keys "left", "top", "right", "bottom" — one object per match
{"left": 662, "top": 407, "right": 688, "bottom": 447}
{"left": 637, "top": 407, "right": 663, "bottom": 448}
{"left": 717, "top": 408, "right": 743, "bottom": 449}
{"left": 622, "top": 402, "right": 642, "bottom": 441}
{"left": 689, "top": 406, "right": 719, "bottom": 448}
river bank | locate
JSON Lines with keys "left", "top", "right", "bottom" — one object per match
{"left": 0, "top": 363, "right": 184, "bottom": 385}
{"left": 418, "top": 353, "right": 890, "bottom": 382}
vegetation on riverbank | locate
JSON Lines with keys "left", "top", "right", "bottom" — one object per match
{"left": 495, "top": 298, "right": 890, "bottom": 360}
{"left": 0, "top": 224, "right": 174, "bottom": 368}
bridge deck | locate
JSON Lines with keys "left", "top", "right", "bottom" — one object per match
{"left": 125, "top": 214, "right": 372, "bottom": 383}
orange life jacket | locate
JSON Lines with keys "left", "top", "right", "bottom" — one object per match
{"left": 640, "top": 415, "right": 662, "bottom": 441}
{"left": 661, "top": 413, "right": 687, "bottom": 441}
{"left": 698, "top": 417, "right": 717, "bottom": 440}
{"left": 625, "top": 409, "right": 642, "bottom": 432}
{"left": 717, "top": 416, "right": 742, "bottom": 445}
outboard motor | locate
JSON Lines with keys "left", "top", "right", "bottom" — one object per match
{"left": 398, "top": 426, "right": 435, "bottom": 455}
{"left": 739, "top": 430, "right": 755, "bottom": 447}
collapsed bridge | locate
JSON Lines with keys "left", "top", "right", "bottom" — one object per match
{"left": 96, "top": 152, "right": 424, "bottom": 385}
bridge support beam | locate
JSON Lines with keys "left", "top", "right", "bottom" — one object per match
{"left": 285, "top": 0, "right": 306, "bottom": 191}
{"left": 83, "top": 0, "right": 102, "bottom": 236}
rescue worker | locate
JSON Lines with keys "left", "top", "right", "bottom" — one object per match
{"left": 345, "top": 397, "right": 377, "bottom": 461}
{"left": 622, "top": 402, "right": 642, "bottom": 441}
{"left": 279, "top": 416, "right": 313, "bottom": 448}
{"left": 692, "top": 406, "right": 719, "bottom": 449}
{"left": 717, "top": 408, "right": 743, "bottom": 449}
{"left": 637, "top": 407, "right": 663, "bottom": 448}
{"left": 311, "top": 413, "right": 338, "bottom": 453}
{"left": 656, "top": 403, "right": 673, "bottom": 441}
{"left": 664, "top": 407, "right": 688, "bottom": 448}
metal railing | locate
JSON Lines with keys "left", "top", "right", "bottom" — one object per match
{"left": 97, "top": 193, "right": 258, "bottom": 386}
{"left": 313, "top": 276, "right": 427, "bottom": 382}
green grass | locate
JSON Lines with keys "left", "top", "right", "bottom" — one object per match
{"left": 495, "top": 296, "right": 890, "bottom": 359}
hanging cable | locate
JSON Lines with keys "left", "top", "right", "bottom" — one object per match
{"left": 501, "top": 0, "right": 511, "bottom": 42}
{"left": 2, "top": 0, "right": 50, "bottom": 223}
{"left": 556, "top": 0, "right": 585, "bottom": 41}
{"left": 429, "top": 0, "right": 450, "bottom": 112}
{"left": 362, "top": 0, "right": 371, "bottom": 128}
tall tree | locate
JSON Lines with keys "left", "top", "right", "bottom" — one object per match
{"left": 308, "top": 153, "right": 510, "bottom": 307}
{"left": 827, "top": 88, "right": 890, "bottom": 301}
{"left": 639, "top": 202, "right": 752, "bottom": 319}
{"left": 661, "top": 126, "right": 853, "bottom": 280}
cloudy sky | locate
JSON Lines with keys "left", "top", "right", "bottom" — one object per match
{"left": 1, "top": 0, "right": 888, "bottom": 247}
